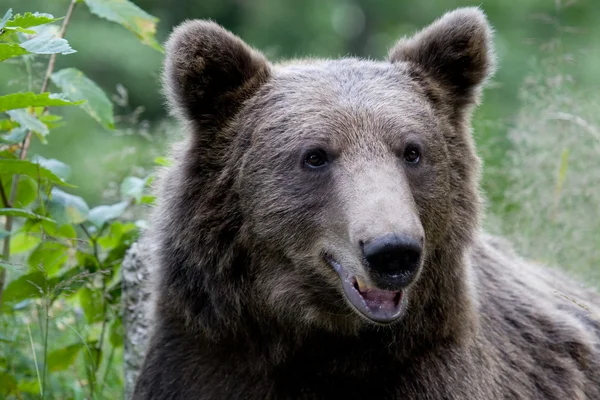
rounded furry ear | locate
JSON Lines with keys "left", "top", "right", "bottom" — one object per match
{"left": 163, "top": 20, "right": 271, "bottom": 129}
{"left": 388, "top": 7, "right": 495, "bottom": 112}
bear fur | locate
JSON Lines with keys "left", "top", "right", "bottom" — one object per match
{"left": 133, "top": 7, "right": 600, "bottom": 399}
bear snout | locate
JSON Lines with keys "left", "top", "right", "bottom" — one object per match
{"left": 361, "top": 233, "right": 423, "bottom": 290}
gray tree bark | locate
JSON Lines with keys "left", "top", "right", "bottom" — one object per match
{"left": 121, "top": 240, "right": 153, "bottom": 399}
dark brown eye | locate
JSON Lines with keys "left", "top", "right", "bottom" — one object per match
{"left": 403, "top": 146, "right": 421, "bottom": 164}
{"left": 304, "top": 149, "right": 328, "bottom": 168}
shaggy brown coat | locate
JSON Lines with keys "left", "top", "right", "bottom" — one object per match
{"left": 133, "top": 8, "right": 600, "bottom": 399}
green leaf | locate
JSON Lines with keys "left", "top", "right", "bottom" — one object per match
{"left": 9, "top": 231, "right": 40, "bottom": 254}
{"left": 0, "top": 208, "right": 55, "bottom": 223}
{"left": 154, "top": 156, "right": 171, "bottom": 166}
{"left": 28, "top": 242, "right": 68, "bottom": 276}
{"left": 0, "top": 261, "right": 27, "bottom": 276}
{"left": 2, "top": 270, "right": 46, "bottom": 304}
{"left": 0, "top": 173, "right": 38, "bottom": 208}
{"left": 0, "top": 261, "right": 27, "bottom": 275}
{"left": 98, "top": 220, "right": 136, "bottom": 250}
{"left": 0, "top": 371, "right": 17, "bottom": 396}
{"left": 87, "top": 346, "right": 102, "bottom": 372}
{"left": 109, "top": 318, "right": 124, "bottom": 347}
{"left": 121, "top": 176, "right": 149, "bottom": 202}
{"left": 79, "top": 286, "right": 104, "bottom": 323}
{"left": 0, "top": 159, "right": 73, "bottom": 186}
{"left": 57, "top": 223, "right": 77, "bottom": 239}
{"left": 0, "top": 119, "right": 16, "bottom": 131}
{"left": 51, "top": 68, "right": 114, "bottom": 129}
{"left": 12, "top": 176, "right": 38, "bottom": 207}
{"left": 47, "top": 343, "right": 83, "bottom": 372}
{"left": 0, "top": 127, "right": 27, "bottom": 143}
{"left": 32, "top": 155, "right": 71, "bottom": 181}
{"left": 98, "top": 220, "right": 123, "bottom": 248}
{"left": 47, "top": 188, "right": 89, "bottom": 224}
{"left": 76, "top": 250, "right": 99, "bottom": 273}
{"left": 2, "top": 26, "right": 36, "bottom": 35}
{"left": 83, "top": 0, "right": 163, "bottom": 52}
{"left": 20, "top": 33, "right": 75, "bottom": 55}
{"left": 140, "top": 194, "right": 155, "bottom": 205}
{"left": 17, "top": 380, "right": 39, "bottom": 394}
{"left": 39, "top": 113, "right": 63, "bottom": 130}
{"left": 89, "top": 201, "right": 129, "bottom": 228}
{"left": 0, "top": 92, "right": 80, "bottom": 112}
{"left": 5, "top": 12, "right": 61, "bottom": 29}
{"left": 0, "top": 43, "right": 29, "bottom": 62}
{"left": 0, "top": 150, "right": 16, "bottom": 158}
{"left": 0, "top": 9, "right": 12, "bottom": 30}
{"left": 6, "top": 109, "right": 49, "bottom": 141}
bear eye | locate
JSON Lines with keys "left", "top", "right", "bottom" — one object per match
{"left": 403, "top": 145, "right": 421, "bottom": 164}
{"left": 304, "top": 149, "right": 329, "bottom": 169}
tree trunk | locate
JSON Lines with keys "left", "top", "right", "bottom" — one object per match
{"left": 121, "top": 240, "right": 153, "bottom": 398}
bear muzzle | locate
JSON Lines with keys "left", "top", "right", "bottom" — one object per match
{"left": 362, "top": 233, "right": 423, "bottom": 290}
{"left": 323, "top": 233, "right": 423, "bottom": 324}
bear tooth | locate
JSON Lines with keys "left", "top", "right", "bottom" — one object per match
{"left": 355, "top": 277, "right": 367, "bottom": 291}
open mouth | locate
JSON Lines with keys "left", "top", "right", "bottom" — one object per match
{"left": 325, "top": 255, "right": 405, "bottom": 324}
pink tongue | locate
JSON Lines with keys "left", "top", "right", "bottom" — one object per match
{"left": 360, "top": 288, "right": 397, "bottom": 304}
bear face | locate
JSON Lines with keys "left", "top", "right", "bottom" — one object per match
{"left": 235, "top": 62, "right": 451, "bottom": 327}
{"left": 156, "top": 8, "right": 494, "bottom": 338}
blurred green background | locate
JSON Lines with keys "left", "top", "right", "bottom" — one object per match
{"left": 1, "top": 0, "right": 599, "bottom": 281}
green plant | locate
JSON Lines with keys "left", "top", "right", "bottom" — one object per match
{"left": 0, "top": 1, "right": 161, "bottom": 398}
{"left": 482, "top": 1, "right": 600, "bottom": 285}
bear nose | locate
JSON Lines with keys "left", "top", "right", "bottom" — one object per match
{"left": 362, "top": 233, "right": 423, "bottom": 288}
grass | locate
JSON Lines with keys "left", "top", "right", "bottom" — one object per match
{"left": 482, "top": 47, "right": 600, "bottom": 287}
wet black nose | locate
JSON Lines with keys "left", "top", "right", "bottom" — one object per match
{"left": 362, "top": 234, "right": 422, "bottom": 287}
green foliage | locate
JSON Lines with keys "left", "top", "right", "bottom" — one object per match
{"left": 51, "top": 68, "right": 115, "bottom": 129}
{"left": 0, "top": 9, "right": 11, "bottom": 30}
{"left": 0, "top": 159, "right": 72, "bottom": 186}
{"left": 0, "top": 2, "right": 160, "bottom": 399}
{"left": 83, "top": 0, "right": 163, "bottom": 52}
{"left": 0, "top": 92, "right": 79, "bottom": 112}
{"left": 0, "top": 44, "right": 29, "bottom": 62}
{"left": 486, "top": 46, "right": 600, "bottom": 282}
{"left": 0, "top": 9, "right": 74, "bottom": 62}
{"left": 20, "top": 33, "right": 76, "bottom": 56}
{"left": 4, "top": 11, "right": 62, "bottom": 29}
{"left": 7, "top": 109, "right": 49, "bottom": 139}
{"left": 88, "top": 201, "right": 129, "bottom": 228}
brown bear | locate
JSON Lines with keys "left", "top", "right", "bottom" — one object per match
{"left": 132, "top": 7, "right": 600, "bottom": 399}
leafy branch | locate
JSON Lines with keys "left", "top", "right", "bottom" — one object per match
{"left": 17, "top": 0, "right": 78, "bottom": 163}
{"left": 1, "top": 1, "right": 79, "bottom": 307}
{"left": 0, "top": 0, "right": 161, "bottom": 398}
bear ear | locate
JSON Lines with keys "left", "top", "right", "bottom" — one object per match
{"left": 163, "top": 20, "right": 271, "bottom": 130}
{"left": 388, "top": 7, "right": 495, "bottom": 113}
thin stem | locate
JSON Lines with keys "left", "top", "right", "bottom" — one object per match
{"left": 41, "top": 298, "right": 50, "bottom": 399}
{"left": 26, "top": 324, "right": 43, "bottom": 398}
{"left": 80, "top": 222, "right": 107, "bottom": 397}
{"left": 95, "top": 278, "right": 108, "bottom": 371}
{"left": 79, "top": 224, "right": 100, "bottom": 262}
{"left": 64, "top": 319, "right": 97, "bottom": 399}
{"left": 0, "top": 0, "right": 78, "bottom": 309}
{"left": 100, "top": 344, "right": 116, "bottom": 396}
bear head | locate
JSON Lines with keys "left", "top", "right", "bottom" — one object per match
{"left": 153, "top": 7, "right": 495, "bottom": 340}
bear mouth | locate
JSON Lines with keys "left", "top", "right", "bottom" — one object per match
{"left": 324, "top": 255, "right": 405, "bottom": 324}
